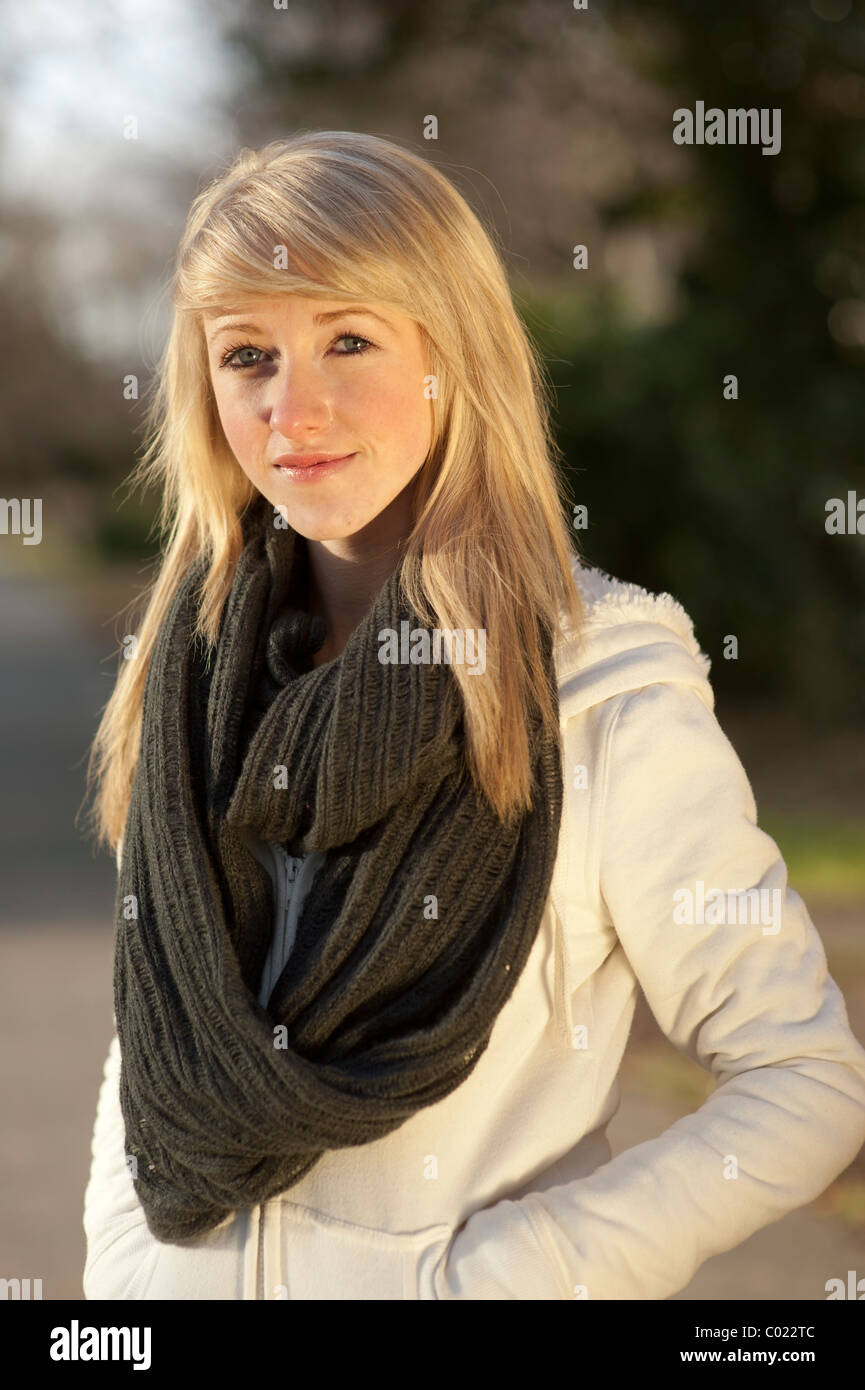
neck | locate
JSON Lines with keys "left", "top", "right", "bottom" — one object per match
{"left": 302, "top": 487, "right": 415, "bottom": 664}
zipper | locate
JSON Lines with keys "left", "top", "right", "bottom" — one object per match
{"left": 250, "top": 841, "right": 308, "bottom": 1299}
{"left": 257, "top": 1203, "right": 265, "bottom": 1299}
{"left": 284, "top": 844, "right": 296, "bottom": 921}
{"left": 254, "top": 841, "right": 299, "bottom": 1299}
{"left": 253, "top": 842, "right": 289, "bottom": 1300}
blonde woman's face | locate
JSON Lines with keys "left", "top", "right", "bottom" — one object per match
{"left": 204, "top": 295, "right": 433, "bottom": 540}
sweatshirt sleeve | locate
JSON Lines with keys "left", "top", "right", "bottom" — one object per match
{"left": 82, "top": 1031, "right": 162, "bottom": 1298}
{"left": 82, "top": 837, "right": 164, "bottom": 1297}
{"left": 436, "top": 680, "right": 865, "bottom": 1300}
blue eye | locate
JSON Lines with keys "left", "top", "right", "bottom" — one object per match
{"left": 218, "top": 331, "right": 376, "bottom": 371}
{"left": 219, "top": 344, "right": 263, "bottom": 370}
{"left": 332, "top": 333, "right": 375, "bottom": 356}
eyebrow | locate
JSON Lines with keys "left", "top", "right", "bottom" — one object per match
{"left": 206, "top": 306, "right": 394, "bottom": 342}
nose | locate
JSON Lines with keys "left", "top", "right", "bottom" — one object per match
{"left": 268, "top": 360, "right": 333, "bottom": 439}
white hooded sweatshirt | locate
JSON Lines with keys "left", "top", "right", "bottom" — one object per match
{"left": 81, "top": 557, "right": 865, "bottom": 1300}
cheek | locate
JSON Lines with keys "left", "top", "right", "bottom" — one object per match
{"left": 212, "top": 383, "right": 257, "bottom": 461}
{"left": 208, "top": 362, "right": 431, "bottom": 472}
{"left": 356, "top": 366, "right": 431, "bottom": 460}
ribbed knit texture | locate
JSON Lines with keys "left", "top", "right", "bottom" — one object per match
{"left": 113, "top": 492, "right": 563, "bottom": 1242}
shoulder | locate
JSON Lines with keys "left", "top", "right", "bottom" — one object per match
{"left": 557, "top": 552, "right": 710, "bottom": 660}
{"left": 553, "top": 553, "right": 715, "bottom": 724}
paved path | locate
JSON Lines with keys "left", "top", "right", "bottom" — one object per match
{"left": 0, "top": 562, "right": 118, "bottom": 1296}
{"left": 0, "top": 567, "right": 118, "bottom": 925}
{"left": 0, "top": 923, "right": 113, "bottom": 1299}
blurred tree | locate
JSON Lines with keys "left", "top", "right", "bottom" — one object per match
{"left": 539, "top": 0, "right": 865, "bottom": 717}
{"left": 216, "top": 0, "right": 865, "bottom": 715}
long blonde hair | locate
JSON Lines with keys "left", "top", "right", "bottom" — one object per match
{"left": 83, "top": 130, "right": 584, "bottom": 855}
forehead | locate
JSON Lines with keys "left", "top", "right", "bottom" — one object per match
{"left": 203, "top": 296, "right": 401, "bottom": 330}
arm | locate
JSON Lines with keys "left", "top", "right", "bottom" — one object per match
{"left": 82, "top": 1031, "right": 161, "bottom": 1298}
{"left": 436, "top": 682, "right": 865, "bottom": 1299}
{"left": 82, "top": 837, "right": 160, "bottom": 1297}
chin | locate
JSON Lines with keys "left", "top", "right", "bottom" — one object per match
{"left": 269, "top": 503, "right": 378, "bottom": 542}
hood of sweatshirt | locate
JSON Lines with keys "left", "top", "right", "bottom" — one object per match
{"left": 554, "top": 556, "right": 714, "bottom": 723}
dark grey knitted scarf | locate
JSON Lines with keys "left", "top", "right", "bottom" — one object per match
{"left": 113, "top": 492, "right": 563, "bottom": 1242}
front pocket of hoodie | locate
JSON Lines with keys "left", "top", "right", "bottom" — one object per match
{"left": 266, "top": 1201, "right": 453, "bottom": 1301}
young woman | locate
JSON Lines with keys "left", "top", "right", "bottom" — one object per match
{"left": 82, "top": 130, "right": 865, "bottom": 1301}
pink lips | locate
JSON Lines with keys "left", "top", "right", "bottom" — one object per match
{"left": 272, "top": 452, "right": 356, "bottom": 481}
